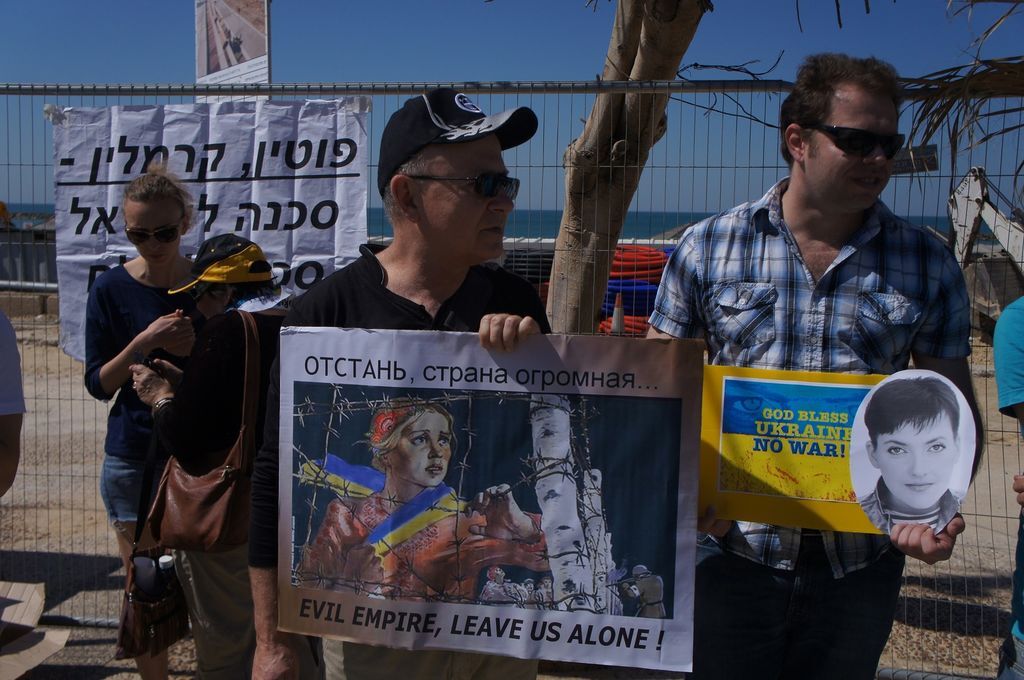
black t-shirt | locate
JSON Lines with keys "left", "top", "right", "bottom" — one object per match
{"left": 248, "top": 248, "right": 550, "bottom": 567}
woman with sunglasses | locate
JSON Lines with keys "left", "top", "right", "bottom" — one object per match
{"left": 84, "top": 164, "right": 196, "bottom": 680}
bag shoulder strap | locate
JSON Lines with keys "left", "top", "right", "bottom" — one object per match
{"left": 133, "top": 432, "right": 164, "bottom": 548}
{"left": 230, "top": 309, "right": 261, "bottom": 473}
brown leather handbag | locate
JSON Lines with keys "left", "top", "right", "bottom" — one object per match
{"left": 115, "top": 545, "right": 190, "bottom": 659}
{"left": 148, "top": 309, "right": 260, "bottom": 552}
{"left": 115, "top": 435, "right": 190, "bottom": 659}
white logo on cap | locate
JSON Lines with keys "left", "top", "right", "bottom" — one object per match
{"left": 454, "top": 93, "right": 483, "bottom": 114}
{"left": 440, "top": 119, "right": 498, "bottom": 141}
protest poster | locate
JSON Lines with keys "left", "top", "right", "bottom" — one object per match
{"left": 849, "top": 369, "right": 975, "bottom": 535}
{"left": 276, "top": 329, "right": 703, "bottom": 672}
{"left": 700, "top": 365, "right": 885, "bottom": 533}
{"left": 51, "top": 99, "right": 368, "bottom": 360}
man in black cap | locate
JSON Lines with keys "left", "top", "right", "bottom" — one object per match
{"left": 249, "top": 89, "right": 548, "bottom": 679}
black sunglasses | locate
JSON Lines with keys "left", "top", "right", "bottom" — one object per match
{"left": 125, "top": 225, "right": 180, "bottom": 245}
{"left": 803, "top": 124, "right": 905, "bottom": 160}
{"left": 405, "top": 173, "right": 520, "bottom": 200}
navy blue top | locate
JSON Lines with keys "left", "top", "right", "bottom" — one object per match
{"left": 84, "top": 265, "right": 196, "bottom": 461}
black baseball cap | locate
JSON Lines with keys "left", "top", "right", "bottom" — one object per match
{"left": 377, "top": 88, "right": 538, "bottom": 196}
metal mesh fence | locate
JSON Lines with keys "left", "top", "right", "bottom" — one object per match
{"left": 0, "top": 81, "right": 1022, "bottom": 677}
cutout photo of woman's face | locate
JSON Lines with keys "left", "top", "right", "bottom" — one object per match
{"left": 866, "top": 413, "right": 960, "bottom": 514}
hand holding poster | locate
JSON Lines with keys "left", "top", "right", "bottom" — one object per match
{"left": 277, "top": 329, "right": 704, "bottom": 672}
{"left": 700, "top": 365, "right": 974, "bottom": 533}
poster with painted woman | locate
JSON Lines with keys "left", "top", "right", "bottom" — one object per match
{"left": 276, "top": 328, "right": 704, "bottom": 672}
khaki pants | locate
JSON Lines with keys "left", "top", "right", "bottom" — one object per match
{"left": 175, "top": 544, "right": 257, "bottom": 679}
{"left": 175, "top": 546, "right": 324, "bottom": 679}
{"left": 322, "top": 639, "right": 537, "bottom": 680}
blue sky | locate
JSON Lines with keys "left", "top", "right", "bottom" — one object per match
{"left": 0, "top": 2, "right": 1016, "bottom": 84}
{"left": 1, "top": 2, "right": 1020, "bottom": 216}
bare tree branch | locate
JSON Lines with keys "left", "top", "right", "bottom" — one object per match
{"left": 672, "top": 53, "right": 785, "bottom": 128}
{"left": 670, "top": 92, "right": 780, "bottom": 128}
{"left": 678, "top": 52, "right": 784, "bottom": 80}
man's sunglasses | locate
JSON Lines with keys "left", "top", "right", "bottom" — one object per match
{"left": 803, "top": 124, "right": 905, "bottom": 160}
{"left": 405, "top": 173, "right": 520, "bottom": 200}
{"left": 124, "top": 225, "right": 181, "bottom": 245}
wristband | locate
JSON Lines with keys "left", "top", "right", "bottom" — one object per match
{"left": 153, "top": 397, "right": 174, "bottom": 413}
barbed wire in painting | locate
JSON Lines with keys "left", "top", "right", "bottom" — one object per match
{"left": 285, "top": 385, "right": 663, "bottom": 617}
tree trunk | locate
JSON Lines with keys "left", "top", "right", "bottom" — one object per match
{"left": 528, "top": 394, "right": 590, "bottom": 610}
{"left": 547, "top": 0, "right": 711, "bottom": 333}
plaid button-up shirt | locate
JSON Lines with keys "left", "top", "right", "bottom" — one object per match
{"left": 650, "top": 179, "right": 971, "bottom": 577}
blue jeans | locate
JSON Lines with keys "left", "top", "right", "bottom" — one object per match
{"left": 690, "top": 532, "right": 905, "bottom": 680}
{"left": 999, "top": 635, "right": 1024, "bottom": 679}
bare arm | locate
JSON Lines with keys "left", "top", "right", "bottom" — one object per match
{"left": 96, "top": 310, "right": 194, "bottom": 396}
{"left": 1010, "top": 405, "right": 1024, "bottom": 511}
{"left": 97, "top": 336, "right": 152, "bottom": 397}
{"left": 250, "top": 566, "right": 301, "bottom": 680}
{"left": 1011, "top": 404, "right": 1024, "bottom": 425}
{"left": 912, "top": 353, "right": 983, "bottom": 478}
{"left": 646, "top": 327, "right": 675, "bottom": 340}
{"left": 0, "top": 413, "right": 22, "bottom": 497}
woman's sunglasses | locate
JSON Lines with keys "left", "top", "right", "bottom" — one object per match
{"left": 405, "top": 173, "right": 520, "bottom": 200}
{"left": 124, "top": 225, "right": 180, "bottom": 245}
{"left": 803, "top": 123, "right": 905, "bottom": 160}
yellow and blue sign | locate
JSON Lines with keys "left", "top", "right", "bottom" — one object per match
{"left": 701, "top": 365, "right": 885, "bottom": 533}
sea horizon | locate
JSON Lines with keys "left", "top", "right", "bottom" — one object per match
{"left": 6, "top": 202, "right": 953, "bottom": 240}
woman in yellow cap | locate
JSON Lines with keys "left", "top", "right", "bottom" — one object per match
{"left": 130, "top": 234, "right": 321, "bottom": 678}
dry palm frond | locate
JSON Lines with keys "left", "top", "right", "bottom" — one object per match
{"left": 948, "top": 0, "right": 1023, "bottom": 49}
{"left": 902, "top": 56, "right": 1024, "bottom": 178}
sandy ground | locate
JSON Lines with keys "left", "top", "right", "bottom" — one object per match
{"left": 1, "top": 315, "right": 1019, "bottom": 679}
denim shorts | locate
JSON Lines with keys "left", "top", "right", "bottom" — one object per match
{"left": 99, "top": 454, "right": 167, "bottom": 524}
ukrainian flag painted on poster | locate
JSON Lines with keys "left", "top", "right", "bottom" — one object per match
{"left": 719, "top": 377, "right": 870, "bottom": 502}
{"left": 300, "top": 454, "right": 385, "bottom": 498}
{"left": 365, "top": 484, "right": 466, "bottom": 557}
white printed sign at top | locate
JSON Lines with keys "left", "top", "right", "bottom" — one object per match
{"left": 51, "top": 99, "right": 370, "bottom": 360}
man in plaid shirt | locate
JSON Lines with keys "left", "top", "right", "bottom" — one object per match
{"left": 649, "top": 53, "right": 981, "bottom": 680}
